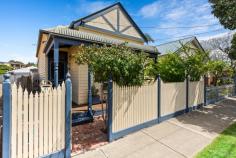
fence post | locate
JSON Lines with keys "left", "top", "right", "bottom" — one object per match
{"left": 65, "top": 73, "right": 72, "bottom": 158}
{"left": 234, "top": 75, "right": 236, "bottom": 95}
{"left": 2, "top": 73, "right": 11, "bottom": 158}
{"left": 87, "top": 66, "right": 93, "bottom": 117}
{"left": 157, "top": 74, "right": 161, "bottom": 122}
{"left": 186, "top": 75, "right": 190, "bottom": 113}
{"left": 107, "top": 74, "right": 113, "bottom": 142}
{"left": 204, "top": 75, "right": 207, "bottom": 106}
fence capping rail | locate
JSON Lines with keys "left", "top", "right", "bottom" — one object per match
{"left": 2, "top": 73, "right": 11, "bottom": 158}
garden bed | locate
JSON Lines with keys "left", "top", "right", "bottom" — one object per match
{"left": 72, "top": 116, "right": 108, "bottom": 154}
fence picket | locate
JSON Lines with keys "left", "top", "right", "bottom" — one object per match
{"left": 23, "top": 90, "right": 28, "bottom": 158}
{"left": 17, "top": 85, "right": 23, "bottom": 158}
{"left": 28, "top": 92, "right": 34, "bottom": 158}
{"left": 43, "top": 90, "right": 49, "bottom": 154}
{"left": 34, "top": 92, "right": 39, "bottom": 158}
{"left": 57, "top": 86, "right": 62, "bottom": 150}
{"left": 11, "top": 83, "right": 17, "bottom": 158}
{"left": 48, "top": 89, "right": 53, "bottom": 152}
{"left": 38, "top": 92, "right": 44, "bottom": 156}
{"left": 52, "top": 88, "right": 57, "bottom": 151}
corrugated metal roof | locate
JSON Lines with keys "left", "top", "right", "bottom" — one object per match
{"left": 157, "top": 37, "right": 195, "bottom": 55}
{"left": 43, "top": 26, "right": 158, "bottom": 53}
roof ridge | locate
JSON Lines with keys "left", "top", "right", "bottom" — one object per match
{"left": 157, "top": 36, "right": 195, "bottom": 46}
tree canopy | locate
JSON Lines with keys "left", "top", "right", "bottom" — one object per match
{"left": 72, "top": 43, "right": 232, "bottom": 85}
{"left": 229, "top": 34, "right": 236, "bottom": 60}
{"left": 207, "top": 60, "right": 233, "bottom": 85}
{"left": 0, "top": 64, "right": 13, "bottom": 75}
{"left": 209, "top": 0, "right": 236, "bottom": 30}
{"left": 72, "top": 44, "right": 151, "bottom": 86}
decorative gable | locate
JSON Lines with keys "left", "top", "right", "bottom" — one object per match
{"left": 70, "top": 3, "right": 148, "bottom": 43}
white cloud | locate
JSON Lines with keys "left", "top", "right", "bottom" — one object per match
{"left": 139, "top": 1, "right": 160, "bottom": 18}
{"left": 165, "top": 8, "right": 186, "bottom": 20}
{"left": 139, "top": 0, "right": 226, "bottom": 44}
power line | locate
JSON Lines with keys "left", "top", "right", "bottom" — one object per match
{"left": 154, "top": 28, "right": 226, "bottom": 44}
{"left": 88, "top": 21, "right": 220, "bottom": 29}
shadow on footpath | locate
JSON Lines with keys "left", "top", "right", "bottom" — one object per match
{"left": 175, "top": 97, "right": 236, "bottom": 135}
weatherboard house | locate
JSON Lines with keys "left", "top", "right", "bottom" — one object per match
{"left": 157, "top": 36, "right": 205, "bottom": 55}
{"left": 36, "top": 2, "right": 158, "bottom": 105}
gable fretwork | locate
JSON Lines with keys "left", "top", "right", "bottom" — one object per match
{"left": 70, "top": 2, "right": 148, "bottom": 43}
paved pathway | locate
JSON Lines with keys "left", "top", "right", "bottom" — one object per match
{"left": 72, "top": 97, "right": 236, "bottom": 158}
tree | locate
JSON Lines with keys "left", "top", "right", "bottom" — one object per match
{"left": 200, "top": 33, "right": 233, "bottom": 62}
{"left": 229, "top": 34, "right": 236, "bottom": 62}
{"left": 156, "top": 53, "right": 186, "bottom": 82}
{"left": 209, "top": 0, "right": 236, "bottom": 30}
{"left": 180, "top": 45, "right": 210, "bottom": 81}
{"left": 72, "top": 44, "right": 151, "bottom": 86}
{"left": 207, "top": 60, "right": 233, "bottom": 86}
{"left": 25, "top": 62, "right": 36, "bottom": 67}
{"left": 0, "top": 64, "right": 13, "bottom": 74}
{"left": 200, "top": 33, "right": 236, "bottom": 71}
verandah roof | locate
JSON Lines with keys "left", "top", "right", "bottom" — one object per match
{"left": 42, "top": 26, "right": 158, "bottom": 54}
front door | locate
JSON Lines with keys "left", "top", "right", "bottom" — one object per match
{"left": 48, "top": 51, "right": 68, "bottom": 84}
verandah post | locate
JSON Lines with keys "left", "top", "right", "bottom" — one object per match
{"left": 186, "top": 75, "right": 190, "bottom": 113}
{"left": 157, "top": 74, "right": 161, "bottom": 122}
{"left": 2, "top": 73, "right": 11, "bottom": 158}
{"left": 65, "top": 73, "right": 72, "bottom": 158}
{"left": 107, "top": 74, "right": 113, "bottom": 142}
{"left": 54, "top": 39, "right": 59, "bottom": 87}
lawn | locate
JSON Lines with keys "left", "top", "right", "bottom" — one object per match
{"left": 195, "top": 122, "right": 236, "bottom": 158}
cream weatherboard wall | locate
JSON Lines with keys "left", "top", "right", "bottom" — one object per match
{"left": 68, "top": 46, "right": 88, "bottom": 105}
{"left": 37, "top": 34, "right": 48, "bottom": 81}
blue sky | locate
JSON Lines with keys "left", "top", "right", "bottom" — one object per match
{"left": 0, "top": 0, "right": 231, "bottom": 63}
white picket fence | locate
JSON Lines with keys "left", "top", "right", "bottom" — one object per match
{"left": 11, "top": 83, "right": 65, "bottom": 158}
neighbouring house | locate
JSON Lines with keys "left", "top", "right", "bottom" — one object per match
{"left": 0, "top": 60, "right": 25, "bottom": 69}
{"left": 157, "top": 36, "right": 205, "bottom": 56}
{"left": 8, "top": 60, "right": 25, "bottom": 69}
{"left": 8, "top": 66, "right": 39, "bottom": 92}
{"left": 156, "top": 36, "right": 216, "bottom": 85}
{"left": 36, "top": 2, "right": 158, "bottom": 105}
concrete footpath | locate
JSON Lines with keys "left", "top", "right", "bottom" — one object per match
{"left": 73, "top": 97, "right": 236, "bottom": 158}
